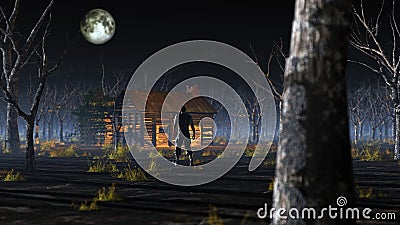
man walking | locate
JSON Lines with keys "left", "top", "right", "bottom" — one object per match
{"left": 174, "top": 106, "right": 195, "bottom": 166}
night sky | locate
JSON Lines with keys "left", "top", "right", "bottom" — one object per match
{"left": 4, "top": 0, "right": 391, "bottom": 96}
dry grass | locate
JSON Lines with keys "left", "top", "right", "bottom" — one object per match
{"left": 1, "top": 169, "right": 25, "bottom": 181}
{"left": 116, "top": 165, "right": 148, "bottom": 182}
{"left": 208, "top": 205, "right": 223, "bottom": 225}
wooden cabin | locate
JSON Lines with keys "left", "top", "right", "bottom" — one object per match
{"left": 119, "top": 91, "right": 217, "bottom": 148}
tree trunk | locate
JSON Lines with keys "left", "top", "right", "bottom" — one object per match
{"left": 59, "top": 120, "right": 64, "bottom": 142}
{"left": 353, "top": 124, "right": 358, "bottom": 145}
{"left": 272, "top": 1, "right": 355, "bottom": 225}
{"left": 47, "top": 123, "right": 51, "bottom": 141}
{"left": 384, "top": 122, "right": 389, "bottom": 140}
{"left": 359, "top": 122, "right": 363, "bottom": 141}
{"left": 5, "top": 81, "right": 20, "bottom": 152}
{"left": 252, "top": 122, "right": 257, "bottom": 143}
{"left": 371, "top": 127, "right": 376, "bottom": 140}
{"left": 25, "top": 117, "right": 35, "bottom": 171}
{"left": 395, "top": 111, "right": 400, "bottom": 160}
{"left": 42, "top": 121, "right": 47, "bottom": 141}
{"left": 35, "top": 119, "right": 40, "bottom": 145}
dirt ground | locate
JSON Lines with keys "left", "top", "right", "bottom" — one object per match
{"left": 0, "top": 152, "right": 398, "bottom": 225}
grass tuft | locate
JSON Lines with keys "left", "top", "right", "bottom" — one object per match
{"left": 355, "top": 184, "right": 386, "bottom": 199}
{"left": 267, "top": 178, "right": 274, "bottom": 191}
{"left": 208, "top": 205, "right": 223, "bottom": 225}
{"left": 116, "top": 165, "right": 148, "bottom": 182}
{"left": 50, "top": 144, "right": 79, "bottom": 157}
{"left": 78, "top": 200, "right": 100, "bottom": 211}
{"left": 359, "top": 143, "right": 383, "bottom": 161}
{"left": 94, "top": 183, "right": 122, "bottom": 202}
{"left": 1, "top": 169, "right": 25, "bottom": 181}
{"left": 107, "top": 145, "right": 130, "bottom": 162}
{"left": 87, "top": 161, "right": 119, "bottom": 173}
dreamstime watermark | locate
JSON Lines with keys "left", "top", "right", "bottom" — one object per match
{"left": 257, "top": 196, "right": 397, "bottom": 221}
{"left": 122, "top": 40, "right": 277, "bottom": 186}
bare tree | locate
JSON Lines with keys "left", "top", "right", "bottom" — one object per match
{"left": 366, "top": 90, "right": 381, "bottom": 140}
{"left": 251, "top": 42, "right": 286, "bottom": 110}
{"left": 350, "top": 0, "right": 400, "bottom": 159}
{"left": 0, "top": 0, "right": 24, "bottom": 153}
{"left": 348, "top": 85, "right": 369, "bottom": 144}
{"left": 42, "top": 87, "right": 56, "bottom": 141}
{"left": 273, "top": 1, "right": 355, "bottom": 225}
{"left": 0, "top": 0, "right": 66, "bottom": 171}
{"left": 376, "top": 87, "right": 392, "bottom": 141}
{"left": 54, "top": 83, "right": 78, "bottom": 142}
{"left": 100, "top": 57, "right": 127, "bottom": 149}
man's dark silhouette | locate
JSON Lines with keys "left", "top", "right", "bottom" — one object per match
{"left": 174, "top": 106, "right": 195, "bottom": 166}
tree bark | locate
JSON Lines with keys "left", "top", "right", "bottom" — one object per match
{"left": 42, "top": 121, "right": 47, "bottom": 141}
{"left": 359, "top": 122, "right": 363, "bottom": 141}
{"left": 35, "top": 118, "right": 40, "bottom": 145}
{"left": 59, "top": 120, "right": 64, "bottom": 142}
{"left": 392, "top": 83, "right": 400, "bottom": 160}
{"left": 371, "top": 127, "right": 376, "bottom": 140}
{"left": 25, "top": 117, "right": 35, "bottom": 171}
{"left": 395, "top": 111, "right": 400, "bottom": 160}
{"left": 47, "top": 122, "right": 52, "bottom": 141}
{"left": 5, "top": 81, "right": 20, "bottom": 152}
{"left": 272, "top": 1, "right": 355, "bottom": 225}
{"left": 353, "top": 124, "right": 358, "bottom": 145}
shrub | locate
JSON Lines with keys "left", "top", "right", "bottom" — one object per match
{"left": 101, "top": 144, "right": 114, "bottom": 152}
{"left": 108, "top": 145, "right": 130, "bottom": 162}
{"left": 2, "top": 169, "right": 25, "bottom": 181}
{"left": 39, "top": 140, "right": 56, "bottom": 152}
{"left": 87, "top": 160, "right": 119, "bottom": 173}
{"left": 50, "top": 144, "right": 79, "bottom": 157}
{"left": 360, "top": 144, "right": 383, "bottom": 161}
{"left": 117, "top": 165, "right": 147, "bottom": 182}
{"left": 94, "top": 183, "right": 122, "bottom": 202}
{"left": 78, "top": 200, "right": 99, "bottom": 211}
{"left": 355, "top": 184, "right": 386, "bottom": 199}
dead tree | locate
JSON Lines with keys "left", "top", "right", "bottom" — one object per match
{"left": 42, "top": 87, "right": 56, "bottom": 141}
{"left": 0, "top": 0, "right": 24, "bottom": 153}
{"left": 348, "top": 85, "right": 368, "bottom": 145}
{"left": 0, "top": 0, "right": 66, "bottom": 171}
{"left": 100, "top": 57, "right": 127, "bottom": 149}
{"left": 54, "top": 83, "right": 78, "bottom": 142}
{"left": 350, "top": 0, "right": 400, "bottom": 159}
{"left": 366, "top": 90, "right": 380, "bottom": 140}
{"left": 272, "top": 1, "right": 355, "bottom": 225}
{"left": 378, "top": 87, "right": 394, "bottom": 140}
{"left": 251, "top": 41, "right": 286, "bottom": 111}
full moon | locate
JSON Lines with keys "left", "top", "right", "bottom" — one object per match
{"left": 80, "top": 9, "right": 116, "bottom": 45}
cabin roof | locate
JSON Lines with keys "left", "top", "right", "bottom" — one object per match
{"left": 122, "top": 91, "right": 216, "bottom": 114}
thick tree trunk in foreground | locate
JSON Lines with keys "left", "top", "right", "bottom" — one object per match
{"left": 272, "top": 1, "right": 355, "bottom": 225}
